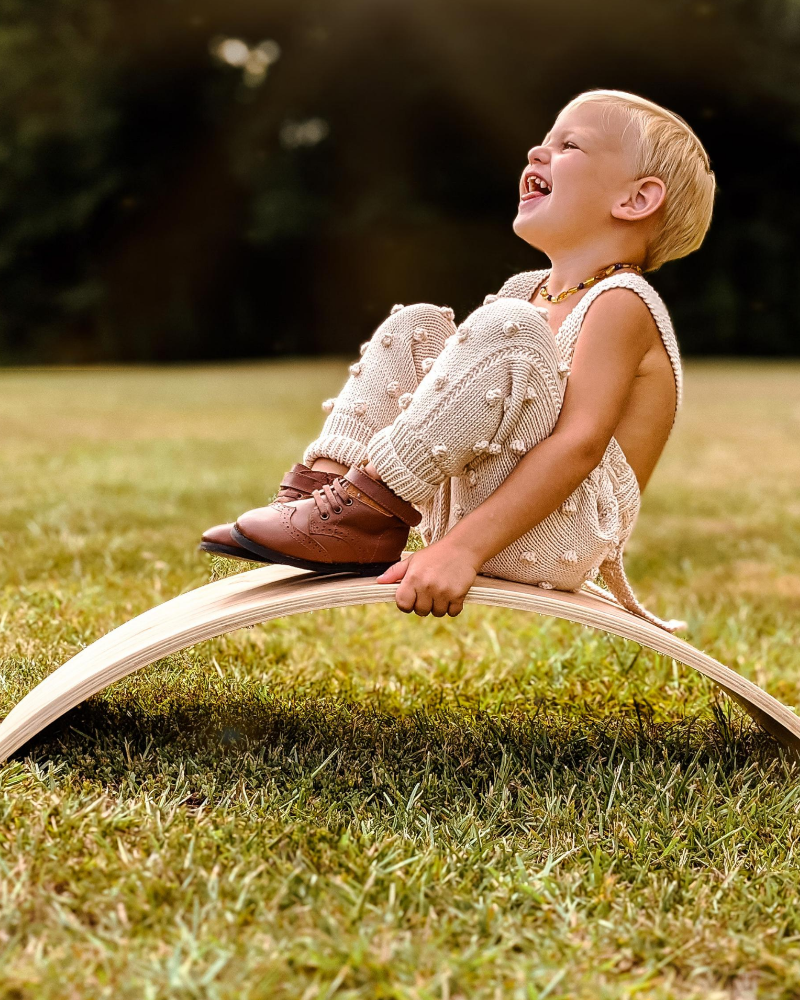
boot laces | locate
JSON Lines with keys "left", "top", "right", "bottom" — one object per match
{"left": 312, "top": 479, "right": 353, "bottom": 519}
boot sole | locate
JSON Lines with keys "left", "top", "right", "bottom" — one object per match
{"left": 230, "top": 526, "right": 395, "bottom": 576}
{"left": 198, "top": 541, "right": 272, "bottom": 563}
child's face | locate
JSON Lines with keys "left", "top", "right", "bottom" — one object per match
{"left": 513, "top": 103, "right": 642, "bottom": 257}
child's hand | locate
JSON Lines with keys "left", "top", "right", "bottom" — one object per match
{"left": 376, "top": 539, "right": 479, "bottom": 617}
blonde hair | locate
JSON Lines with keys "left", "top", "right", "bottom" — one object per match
{"left": 558, "top": 89, "right": 716, "bottom": 271}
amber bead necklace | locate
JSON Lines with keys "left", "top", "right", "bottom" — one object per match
{"left": 539, "top": 261, "right": 643, "bottom": 304}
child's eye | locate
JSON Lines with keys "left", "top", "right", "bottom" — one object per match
{"left": 562, "top": 141, "right": 577, "bottom": 149}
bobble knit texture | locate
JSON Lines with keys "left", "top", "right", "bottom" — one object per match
{"left": 304, "top": 270, "right": 685, "bottom": 633}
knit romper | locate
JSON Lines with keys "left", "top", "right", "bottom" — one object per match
{"left": 304, "top": 268, "right": 685, "bottom": 633}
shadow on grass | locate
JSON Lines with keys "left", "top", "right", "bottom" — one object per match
{"left": 16, "top": 678, "right": 791, "bottom": 801}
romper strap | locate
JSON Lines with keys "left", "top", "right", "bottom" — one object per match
{"left": 555, "top": 272, "right": 683, "bottom": 425}
{"left": 495, "top": 269, "right": 683, "bottom": 426}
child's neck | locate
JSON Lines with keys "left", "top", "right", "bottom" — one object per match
{"left": 546, "top": 247, "right": 646, "bottom": 297}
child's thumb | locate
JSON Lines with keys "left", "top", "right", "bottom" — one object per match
{"left": 376, "top": 560, "right": 408, "bottom": 584}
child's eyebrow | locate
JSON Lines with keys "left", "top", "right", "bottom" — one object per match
{"left": 541, "top": 127, "right": 593, "bottom": 146}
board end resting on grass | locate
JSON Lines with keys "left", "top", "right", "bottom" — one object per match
{"left": 1, "top": 560, "right": 799, "bottom": 760}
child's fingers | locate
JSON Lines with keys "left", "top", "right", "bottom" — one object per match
{"left": 395, "top": 578, "right": 416, "bottom": 613}
{"left": 376, "top": 560, "right": 408, "bottom": 584}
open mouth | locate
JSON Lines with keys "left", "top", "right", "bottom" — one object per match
{"left": 520, "top": 174, "right": 552, "bottom": 202}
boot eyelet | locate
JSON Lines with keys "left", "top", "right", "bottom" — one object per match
{"left": 344, "top": 497, "right": 353, "bottom": 505}
{"left": 320, "top": 512, "right": 329, "bottom": 520}
{"left": 332, "top": 506, "right": 343, "bottom": 514}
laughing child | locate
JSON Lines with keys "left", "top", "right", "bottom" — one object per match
{"left": 200, "top": 89, "right": 716, "bottom": 632}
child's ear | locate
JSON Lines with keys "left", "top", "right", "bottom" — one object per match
{"left": 611, "top": 176, "right": 666, "bottom": 222}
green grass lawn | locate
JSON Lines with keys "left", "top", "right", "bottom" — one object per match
{"left": 1, "top": 359, "right": 800, "bottom": 999}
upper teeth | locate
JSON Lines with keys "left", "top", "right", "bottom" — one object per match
{"left": 527, "top": 176, "right": 550, "bottom": 193}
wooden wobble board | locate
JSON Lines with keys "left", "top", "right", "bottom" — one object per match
{"left": 1, "top": 562, "right": 799, "bottom": 760}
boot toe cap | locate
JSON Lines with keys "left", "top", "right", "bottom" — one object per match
{"left": 234, "top": 506, "right": 285, "bottom": 547}
{"left": 201, "top": 523, "right": 235, "bottom": 545}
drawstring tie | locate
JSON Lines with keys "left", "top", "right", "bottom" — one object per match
{"left": 584, "top": 544, "right": 687, "bottom": 634}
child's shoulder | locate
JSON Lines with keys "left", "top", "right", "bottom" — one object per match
{"left": 585, "top": 271, "right": 674, "bottom": 331}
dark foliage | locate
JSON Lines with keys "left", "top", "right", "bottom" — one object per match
{"left": 1, "top": 0, "right": 799, "bottom": 362}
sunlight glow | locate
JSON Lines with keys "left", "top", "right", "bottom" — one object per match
{"left": 209, "top": 36, "right": 281, "bottom": 86}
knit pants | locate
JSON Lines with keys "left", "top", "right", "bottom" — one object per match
{"left": 304, "top": 299, "right": 640, "bottom": 591}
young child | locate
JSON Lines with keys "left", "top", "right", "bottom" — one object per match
{"left": 200, "top": 89, "right": 716, "bottom": 633}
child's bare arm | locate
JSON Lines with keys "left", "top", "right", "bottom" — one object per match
{"left": 451, "top": 289, "right": 654, "bottom": 560}
{"left": 385, "top": 290, "right": 653, "bottom": 615}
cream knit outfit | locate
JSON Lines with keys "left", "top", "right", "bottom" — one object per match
{"left": 304, "top": 268, "right": 685, "bottom": 633}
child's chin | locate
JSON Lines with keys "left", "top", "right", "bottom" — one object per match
{"left": 512, "top": 214, "right": 544, "bottom": 241}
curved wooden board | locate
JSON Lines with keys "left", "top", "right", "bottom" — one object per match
{"left": 1, "top": 563, "right": 799, "bottom": 760}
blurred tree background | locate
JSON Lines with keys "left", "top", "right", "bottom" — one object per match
{"left": 0, "top": 0, "right": 798, "bottom": 363}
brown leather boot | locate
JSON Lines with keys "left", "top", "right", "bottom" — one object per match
{"left": 232, "top": 466, "right": 422, "bottom": 574}
{"left": 199, "top": 464, "right": 340, "bottom": 562}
